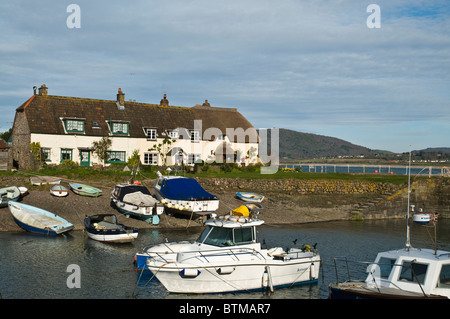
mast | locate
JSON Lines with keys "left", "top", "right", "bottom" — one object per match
{"left": 406, "top": 148, "right": 411, "bottom": 250}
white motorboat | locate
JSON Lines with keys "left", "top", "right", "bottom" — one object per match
{"left": 135, "top": 204, "right": 321, "bottom": 294}
{"left": 329, "top": 151, "right": 450, "bottom": 299}
{"left": 153, "top": 172, "right": 219, "bottom": 216}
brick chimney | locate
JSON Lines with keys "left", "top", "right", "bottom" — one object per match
{"left": 117, "top": 88, "right": 125, "bottom": 106}
{"left": 38, "top": 84, "right": 48, "bottom": 96}
{"left": 202, "top": 99, "right": 211, "bottom": 107}
{"left": 160, "top": 94, "right": 169, "bottom": 106}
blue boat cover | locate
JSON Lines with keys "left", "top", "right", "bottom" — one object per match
{"left": 160, "top": 178, "right": 217, "bottom": 201}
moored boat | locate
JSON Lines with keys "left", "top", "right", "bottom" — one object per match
{"left": 84, "top": 214, "right": 138, "bottom": 243}
{"left": 135, "top": 204, "right": 321, "bottom": 294}
{"left": 236, "top": 192, "right": 264, "bottom": 203}
{"left": 412, "top": 212, "right": 436, "bottom": 225}
{"left": 50, "top": 184, "right": 69, "bottom": 197}
{"left": 0, "top": 186, "right": 21, "bottom": 207}
{"left": 153, "top": 172, "right": 219, "bottom": 216}
{"left": 111, "top": 183, "right": 164, "bottom": 224}
{"left": 328, "top": 151, "right": 450, "bottom": 299}
{"left": 69, "top": 183, "right": 102, "bottom": 197}
{"left": 8, "top": 202, "right": 74, "bottom": 235}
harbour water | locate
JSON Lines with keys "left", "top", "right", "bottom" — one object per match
{"left": 281, "top": 163, "right": 449, "bottom": 176}
{"left": 1, "top": 218, "right": 449, "bottom": 299}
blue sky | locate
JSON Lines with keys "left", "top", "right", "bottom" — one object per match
{"left": 1, "top": 1, "right": 449, "bottom": 153}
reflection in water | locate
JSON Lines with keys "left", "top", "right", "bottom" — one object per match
{"left": 0, "top": 219, "right": 448, "bottom": 299}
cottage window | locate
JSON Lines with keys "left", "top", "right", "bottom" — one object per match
{"left": 61, "top": 149, "right": 72, "bottom": 162}
{"left": 65, "top": 119, "right": 84, "bottom": 133}
{"left": 110, "top": 122, "right": 129, "bottom": 135}
{"left": 42, "top": 148, "right": 51, "bottom": 162}
{"left": 143, "top": 152, "right": 158, "bottom": 165}
{"left": 190, "top": 130, "right": 200, "bottom": 142}
{"left": 168, "top": 130, "right": 179, "bottom": 139}
{"left": 187, "top": 153, "right": 201, "bottom": 165}
{"left": 145, "top": 128, "right": 157, "bottom": 140}
{"left": 106, "top": 151, "right": 126, "bottom": 163}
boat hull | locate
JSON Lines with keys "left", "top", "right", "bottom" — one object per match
{"left": 70, "top": 183, "right": 102, "bottom": 197}
{"left": 328, "top": 282, "right": 448, "bottom": 299}
{"left": 147, "top": 257, "right": 320, "bottom": 294}
{"left": 50, "top": 185, "right": 69, "bottom": 197}
{"left": 141, "top": 244, "right": 321, "bottom": 294}
{"left": 86, "top": 231, "right": 138, "bottom": 243}
{"left": 84, "top": 214, "right": 138, "bottom": 243}
{"left": 236, "top": 192, "right": 264, "bottom": 203}
{"left": 154, "top": 191, "right": 219, "bottom": 216}
{"left": 9, "top": 202, "right": 74, "bottom": 235}
{"left": 0, "top": 186, "right": 21, "bottom": 207}
{"left": 114, "top": 204, "right": 163, "bottom": 224}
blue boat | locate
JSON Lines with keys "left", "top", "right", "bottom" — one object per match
{"left": 153, "top": 173, "right": 219, "bottom": 216}
{"left": 8, "top": 202, "right": 74, "bottom": 235}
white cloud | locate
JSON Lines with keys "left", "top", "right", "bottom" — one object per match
{"left": 0, "top": 0, "right": 449, "bottom": 153}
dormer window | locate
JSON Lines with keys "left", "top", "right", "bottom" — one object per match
{"left": 190, "top": 130, "right": 200, "bottom": 142}
{"left": 144, "top": 128, "right": 157, "bottom": 140}
{"left": 62, "top": 118, "right": 85, "bottom": 134}
{"left": 167, "top": 129, "right": 179, "bottom": 140}
{"left": 108, "top": 120, "right": 129, "bottom": 136}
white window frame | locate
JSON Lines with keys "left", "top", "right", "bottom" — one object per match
{"left": 187, "top": 153, "right": 201, "bottom": 165}
{"left": 190, "top": 130, "right": 200, "bottom": 142}
{"left": 143, "top": 152, "right": 158, "bottom": 165}
{"left": 145, "top": 128, "right": 157, "bottom": 140}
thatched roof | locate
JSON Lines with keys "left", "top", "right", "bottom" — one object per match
{"left": 16, "top": 87, "right": 258, "bottom": 143}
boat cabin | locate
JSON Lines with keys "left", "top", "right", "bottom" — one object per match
{"left": 112, "top": 184, "right": 153, "bottom": 201}
{"left": 195, "top": 217, "right": 264, "bottom": 247}
{"left": 366, "top": 248, "right": 450, "bottom": 298}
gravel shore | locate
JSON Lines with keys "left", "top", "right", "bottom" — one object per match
{"left": 0, "top": 175, "right": 356, "bottom": 232}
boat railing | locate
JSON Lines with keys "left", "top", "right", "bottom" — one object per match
{"left": 178, "top": 246, "right": 268, "bottom": 264}
{"left": 332, "top": 256, "right": 377, "bottom": 283}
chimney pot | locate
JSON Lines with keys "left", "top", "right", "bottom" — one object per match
{"left": 160, "top": 94, "right": 169, "bottom": 106}
{"left": 117, "top": 88, "right": 125, "bottom": 106}
{"left": 38, "top": 84, "right": 48, "bottom": 96}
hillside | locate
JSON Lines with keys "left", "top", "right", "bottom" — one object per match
{"left": 267, "top": 128, "right": 376, "bottom": 160}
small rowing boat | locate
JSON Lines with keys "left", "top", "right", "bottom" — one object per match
{"left": 70, "top": 183, "right": 102, "bottom": 197}
{"left": 84, "top": 214, "right": 138, "bottom": 243}
{"left": 50, "top": 184, "right": 69, "bottom": 197}
{"left": 8, "top": 202, "right": 74, "bottom": 235}
{"left": 236, "top": 192, "right": 264, "bottom": 203}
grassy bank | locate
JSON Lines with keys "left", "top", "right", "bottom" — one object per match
{"left": 7, "top": 165, "right": 413, "bottom": 186}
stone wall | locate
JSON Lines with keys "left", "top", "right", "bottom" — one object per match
{"left": 197, "top": 177, "right": 397, "bottom": 195}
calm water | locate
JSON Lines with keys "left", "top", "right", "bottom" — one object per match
{"left": 1, "top": 219, "right": 449, "bottom": 299}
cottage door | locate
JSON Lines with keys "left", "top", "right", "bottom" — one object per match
{"left": 80, "top": 151, "right": 90, "bottom": 167}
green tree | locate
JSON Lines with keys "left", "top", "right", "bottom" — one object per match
{"left": 148, "top": 137, "right": 172, "bottom": 166}
{"left": 92, "top": 136, "right": 112, "bottom": 165}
